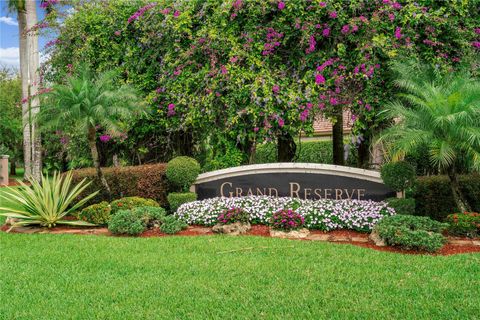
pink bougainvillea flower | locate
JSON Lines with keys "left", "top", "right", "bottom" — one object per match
{"left": 392, "top": 2, "right": 402, "bottom": 9}
{"left": 173, "top": 10, "right": 180, "bottom": 18}
{"left": 329, "top": 11, "right": 337, "bottom": 19}
{"left": 220, "top": 65, "right": 228, "bottom": 74}
{"left": 319, "top": 2, "right": 327, "bottom": 8}
{"left": 272, "top": 85, "right": 280, "bottom": 94}
{"left": 278, "top": 1, "right": 285, "bottom": 10}
{"left": 322, "top": 28, "right": 331, "bottom": 37}
{"left": 472, "top": 41, "right": 480, "bottom": 49}
{"left": 394, "top": 27, "right": 402, "bottom": 39}
{"left": 315, "top": 74, "right": 326, "bottom": 84}
{"left": 167, "top": 103, "right": 176, "bottom": 116}
{"left": 330, "top": 97, "right": 338, "bottom": 105}
{"left": 253, "top": 127, "right": 259, "bottom": 132}
{"left": 341, "top": 25, "right": 350, "bottom": 34}
{"left": 100, "top": 135, "right": 111, "bottom": 143}
{"left": 114, "top": 30, "right": 121, "bottom": 36}
{"left": 278, "top": 118, "right": 285, "bottom": 127}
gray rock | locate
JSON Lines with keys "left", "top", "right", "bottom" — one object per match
{"left": 270, "top": 228, "right": 310, "bottom": 239}
{"left": 369, "top": 229, "right": 386, "bottom": 247}
{"left": 212, "top": 222, "right": 251, "bottom": 236}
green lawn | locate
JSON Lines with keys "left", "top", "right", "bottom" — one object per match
{"left": 0, "top": 234, "right": 479, "bottom": 319}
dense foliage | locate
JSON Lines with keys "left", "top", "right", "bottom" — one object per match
{"left": 167, "top": 192, "right": 197, "bottom": 212}
{"left": 446, "top": 212, "right": 480, "bottom": 238}
{"left": 44, "top": 0, "right": 480, "bottom": 167}
{"left": 0, "top": 70, "right": 22, "bottom": 172}
{"left": 414, "top": 174, "right": 480, "bottom": 220}
{"left": 70, "top": 163, "right": 168, "bottom": 207}
{"left": 110, "top": 196, "right": 160, "bottom": 214}
{"left": 385, "top": 197, "right": 415, "bottom": 216}
{"left": 175, "top": 196, "right": 395, "bottom": 231}
{"left": 374, "top": 214, "right": 448, "bottom": 252}
{"left": 77, "top": 201, "right": 112, "bottom": 225}
{"left": 380, "top": 161, "right": 416, "bottom": 193}
{"left": 108, "top": 209, "right": 146, "bottom": 235}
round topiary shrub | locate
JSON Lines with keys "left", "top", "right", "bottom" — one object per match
{"left": 380, "top": 161, "right": 416, "bottom": 193}
{"left": 108, "top": 209, "right": 146, "bottom": 236}
{"left": 166, "top": 156, "right": 201, "bottom": 191}
{"left": 167, "top": 192, "right": 197, "bottom": 212}
{"left": 110, "top": 196, "right": 160, "bottom": 214}
{"left": 77, "top": 201, "right": 112, "bottom": 225}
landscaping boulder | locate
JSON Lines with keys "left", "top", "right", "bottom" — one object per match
{"left": 369, "top": 229, "right": 386, "bottom": 247}
{"left": 212, "top": 222, "right": 251, "bottom": 235}
{"left": 270, "top": 228, "right": 310, "bottom": 239}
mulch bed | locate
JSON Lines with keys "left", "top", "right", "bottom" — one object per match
{"left": 2, "top": 223, "right": 479, "bottom": 256}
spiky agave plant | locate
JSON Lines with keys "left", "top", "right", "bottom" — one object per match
{"left": 0, "top": 171, "right": 99, "bottom": 230}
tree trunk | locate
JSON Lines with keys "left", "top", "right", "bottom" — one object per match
{"left": 447, "top": 166, "right": 472, "bottom": 212}
{"left": 88, "top": 128, "right": 111, "bottom": 195}
{"left": 17, "top": 9, "right": 31, "bottom": 180}
{"left": 25, "top": 0, "right": 42, "bottom": 181}
{"left": 332, "top": 108, "right": 344, "bottom": 166}
{"left": 277, "top": 131, "right": 296, "bottom": 162}
{"left": 9, "top": 160, "right": 16, "bottom": 176}
{"left": 357, "top": 134, "right": 370, "bottom": 169}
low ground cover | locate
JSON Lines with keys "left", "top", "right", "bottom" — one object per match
{"left": 0, "top": 233, "right": 478, "bottom": 319}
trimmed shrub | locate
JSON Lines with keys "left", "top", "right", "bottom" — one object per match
{"left": 175, "top": 196, "right": 395, "bottom": 231}
{"left": 133, "top": 206, "right": 167, "bottom": 227}
{"left": 167, "top": 192, "right": 197, "bottom": 212}
{"left": 217, "top": 207, "right": 250, "bottom": 224}
{"left": 108, "top": 209, "right": 146, "bottom": 236}
{"left": 446, "top": 212, "right": 480, "bottom": 238}
{"left": 110, "top": 197, "right": 160, "bottom": 214}
{"left": 70, "top": 163, "right": 168, "bottom": 207}
{"left": 380, "top": 161, "right": 416, "bottom": 193}
{"left": 77, "top": 201, "right": 111, "bottom": 225}
{"left": 414, "top": 174, "right": 480, "bottom": 220}
{"left": 386, "top": 198, "right": 416, "bottom": 216}
{"left": 166, "top": 156, "right": 201, "bottom": 191}
{"left": 270, "top": 209, "right": 305, "bottom": 231}
{"left": 160, "top": 215, "right": 188, "bottom": 234}
{"left": 374, "top": 215, "right": 448, "bottom": 252}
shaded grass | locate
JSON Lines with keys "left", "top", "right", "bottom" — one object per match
{"left": 0, "top": 233, "right": 479, "bottom": 319}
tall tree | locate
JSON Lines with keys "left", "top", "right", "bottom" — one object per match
{"left": 377, "top": 61, "right": 480, "bottom": 212}
{"left": 25, "top": 0, "right": 42, "bottom": 181}
{"left": 37, "top": 65, "right": 143, "bottom": 195}
{"left": 7, "top": 0, "right": 41, "bottom": 181}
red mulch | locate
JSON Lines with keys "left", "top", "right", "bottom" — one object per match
{"left": 0, "top": 179, "right": 26, "bottom": 187}
{"left": 2, "top": 222, "right": 479, "bottom": 256}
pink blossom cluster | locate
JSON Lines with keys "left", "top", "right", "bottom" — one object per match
{"left": 40, "top": 0, "right": 58, "bottom": 9}
{"left": 99, "top": 135, "right": 111, "bottom": 143}
{"left": 262, "top": 28, "right": 283, "bottom": 55}
{"left": 305, "top": 35, "right": 316, "bottom": 54}
{"left": 217, "top": 207, "right": 249, "bottom": 224}
{"left": 271, "top": 209, "right": 305, "bottom": 231}
{"left": 45, "top": 39, "right": 61, "bottom": 48}
{"left": 127, "top": 3, "right": 157, "bottom": 24}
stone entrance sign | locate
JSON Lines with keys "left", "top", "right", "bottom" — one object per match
{"left": 192, "top": 163, "right": 395, "bottom": 201}
{"left": 0, "top": 155, "right": 9, "bottom": 186}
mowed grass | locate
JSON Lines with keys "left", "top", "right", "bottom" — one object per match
{"left": 0, "top": 234, "right": 479, "bottom": 319}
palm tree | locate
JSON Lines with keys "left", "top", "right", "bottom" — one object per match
{"left": 36, "top": 65, "right": 143, "bottom": 195}
{"left": 377, "top": 60, "right": 480, "bottom": 212}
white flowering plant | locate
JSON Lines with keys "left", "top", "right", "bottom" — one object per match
{"left": 175, "top": 196, "right": 396, "bottom": 232}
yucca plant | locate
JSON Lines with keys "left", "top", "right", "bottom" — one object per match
{"left": 0, "top": 171, "right": 99, "bottom": 230}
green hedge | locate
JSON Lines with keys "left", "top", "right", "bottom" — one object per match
{"left": 254, "top": 140, "right": 357, "bottom": 165}
{"left": 71, "top": 163, "right": 168, "bottom": 207}
{"left": 414, "top": 174, "right": 480, "bottom": 221}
